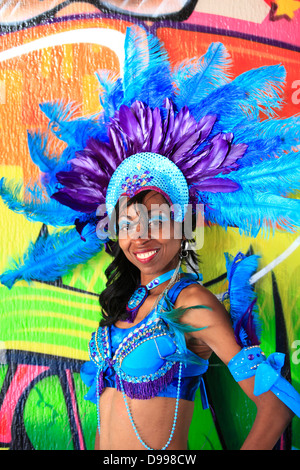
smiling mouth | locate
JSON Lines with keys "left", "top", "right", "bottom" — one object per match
{"left": 134, "top": 249, "right": 159, "bottom": 262}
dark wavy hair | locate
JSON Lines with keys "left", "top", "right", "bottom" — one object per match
{"left": 99, "top": 190, "right": 200, "bottom": 326}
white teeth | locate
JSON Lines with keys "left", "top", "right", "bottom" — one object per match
{"left": 135, "top": 250, "right": 157, "bottom": 260}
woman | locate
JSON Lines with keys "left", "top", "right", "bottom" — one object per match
{"left": 82, "top": 188, "right": 295, "bottom": 450}
{"left": 1, "top": 27, "right": 300, "bottom": 450}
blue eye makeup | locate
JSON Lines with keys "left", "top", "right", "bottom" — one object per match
{"left": 148, "top": 214, "right": 169, "bottom": 224}
{"left": 119, "top": 220, "right": 130, "bottom": 231}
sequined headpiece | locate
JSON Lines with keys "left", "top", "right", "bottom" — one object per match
{"left": 0, "top": 26, "right": 299, "bottom": 288}
{"left": 106, "top": 152, "right": 189, "bottom": 221}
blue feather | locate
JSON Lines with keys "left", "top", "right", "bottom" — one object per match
{"left": 190, "top": 64, "right": 286, "bottom": 129}
{"left": 225, "top": 252, "right": 259, "bottom": 321}
{"left": 173, "top": 42, "right": 232, "bottom": 109}
{"left": 224, "top": 252, "right": 262, "bottom": 346}
{"left": 27, "top": 130, "right": 59, "bottom": 173}
{"left": 0, "top": 223, "right": 104, "bottom": 289}
{"left": 122, "top": 26, "right": 173, "bottom": 108}
{"left": 39, "top": 101, "right": 105, "bottom": 149}
{"left": 96, "top": 72, "right": 124, "bottom": 120}
{"left": 200, "top": 190, "right": 300, "bottom": 237}
{"left": 234, "top": 114, "right": 300, "bottom": 157}
{"left": 228, "top": 153, "right": 300, "bottom": 196}
{"left": 0, "top": 177, "right": 79, "bottom": 226}
{"left": 27, "top": 130, "right": 76, "bottom": 174}
{"left": 233, "top": 136, "right": 284, "bottom": 168}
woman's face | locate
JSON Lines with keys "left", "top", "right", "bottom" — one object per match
{"left": 117, "top": 191, "right": 183, "bottom": 280}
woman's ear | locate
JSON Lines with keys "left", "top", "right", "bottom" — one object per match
{"left": 180, "top": 239, "right": 189, "bottom": 259}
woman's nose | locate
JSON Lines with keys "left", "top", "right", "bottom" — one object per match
{"left": 131, "top": 221, "right": 149, "bottom": 240}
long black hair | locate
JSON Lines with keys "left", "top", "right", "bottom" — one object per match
{"left": 99, "top": 190, "right": 200, "bottom": 326}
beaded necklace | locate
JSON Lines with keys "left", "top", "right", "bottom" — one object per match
{"left": 118, "top": 362, "right": 182, "bottom": 450}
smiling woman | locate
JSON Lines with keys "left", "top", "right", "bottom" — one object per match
{"left": 51, "top": 28, "right": 300, "bottom": 450}
{"left": 90, "top": 191, "right": 216, "bottom": 450}
{"left": 99, "top": 189, "right": 199, "bottom": 327}
{"left": 118, "top": 192, "right": 182, "bottom": 281}
{"left": 2, "top": 26, "right": 300, "bottom": 450}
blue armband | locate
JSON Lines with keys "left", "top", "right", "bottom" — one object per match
{"left": 228, "top": 346, "right": 300, "bottom": 418}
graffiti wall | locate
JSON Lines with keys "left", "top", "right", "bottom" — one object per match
{"left": 0, "top": 1, "right": 299, "bottom": 450}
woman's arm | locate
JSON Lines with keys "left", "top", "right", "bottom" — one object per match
{"left": 177, "top": 284, "right": 294, "bottom": 450}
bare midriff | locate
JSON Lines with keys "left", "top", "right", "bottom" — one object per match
{"left": 95, "top": 388, "right": 195, "bottom": 450}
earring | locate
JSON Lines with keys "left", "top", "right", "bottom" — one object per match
{"left": 180, "top": 240, "right": 189, "bottom": 259}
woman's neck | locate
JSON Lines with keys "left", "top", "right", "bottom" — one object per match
{"left": 139, "top": 260, "right": 182, "bottom": 296}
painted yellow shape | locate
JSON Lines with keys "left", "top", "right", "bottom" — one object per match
{"left": 82, "top": 74, "right": 102, "bottom": 115}
{"left": 275, "top": 0, "right": 300, "bottom": 18}
{"left": 14, "top": 327, "right": 92, "bottom": 341}
{"left": 41, "top": 47, "right": 51, "bottom": 78}
{"left": 8, "top": 280, "right": 98, "bottom": 301}
{"left": 3, "top": 341, "right": 89, "bottom": 361}
{"left": 1, "top": 309, "right": 98, "bottom": 330}
{"left": 0, "top": 165, "right": 42, "bottom": 274}
{"left": 62, "top": 44, "right": 73, "bottom": 81}
{"left": 1, "top": 294, "right": 100, "bottom": 313}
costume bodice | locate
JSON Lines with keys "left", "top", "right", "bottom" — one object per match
{"left": 81, "top": 273, "right": 209, "bottom": 406}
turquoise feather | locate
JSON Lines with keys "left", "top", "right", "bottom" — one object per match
{"left": 201, "top": 190, "right": 300, "bottom": 237}
{"left": 225, "top": 252, "right": 262, "bottom": 346}
{"left": 0, "top": 224, "right": 103, "bottom": 289}
{"left": 228, "top": 153, "right": 300, "bottom": 196}
{"left": 159, "top": 296, "right": 209, "bottom": 365}
{"left": 0, "top": 177, "right": 79, "bottom": 226}
{"left": 122, "top": 26, "right": 173, "bottom": 108}
{"left": 173, "top": 42, "right": 232, "bottom": 109}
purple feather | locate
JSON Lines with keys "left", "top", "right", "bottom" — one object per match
{"left": 192, "top": 177, "right": 240, "bottom": 193}
{"left": 108, "top": 126, "right": 126, "bottom": 163}
{"left": 82, "top": 138, "right": 119, "bottom": 173}
{"left": 150, "top": 107, "right": 163, "bottom": 152}
{"left": 197, "top": 114, "right": 217, "bottom": 141}
{"left": 51, "top": 98, "right": 249, "bottom": 216}
{"left": 119, "top": 104, "right": 144, "bottom": 144}
{"left": 234, "top": 299, "right": 260, "bottom": 347}
{"left": 51, "top": 190, "right": 101, "bottom": 213}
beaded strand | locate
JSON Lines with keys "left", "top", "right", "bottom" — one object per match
{"left": 96, "top": 368, "right": 101, "bottom": 436}
{"left": 118, "top": 361, "right": 182, "bottom": 450}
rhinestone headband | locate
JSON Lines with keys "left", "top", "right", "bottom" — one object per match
{"left": 105, "top": 152, "right": 190, "bottom": 221}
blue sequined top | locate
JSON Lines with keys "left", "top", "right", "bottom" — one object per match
{"left": 81, "top": 274, "right": 209, "bottom": 408}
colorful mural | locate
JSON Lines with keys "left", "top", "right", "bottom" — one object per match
{"left": 0, "top": 1, "right": 299, "bottom": 450}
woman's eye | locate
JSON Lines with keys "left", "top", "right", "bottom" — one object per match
{"left": 149, "top": 216, "right": 168, "bottom": 227}
{"left": 149, "top": 217, "right": 168, "bottom": 230}
{"left": 149, "top": 219, "right": 161, "bottom": 226}
{"left": 119, "top": 222, "right": 130, "bottom": 231}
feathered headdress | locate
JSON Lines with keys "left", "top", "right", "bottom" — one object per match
{"left": 0, "top": 26, "right": 299, "bottom": 289}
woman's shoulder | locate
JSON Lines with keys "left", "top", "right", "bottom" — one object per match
{"left": 175, "top": 280, "right": 219, "bottom": 308}
{"left": 175, "top": 280, "right": 230, "bottom": 328}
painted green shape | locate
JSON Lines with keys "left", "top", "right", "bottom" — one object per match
{"left": 0, "top": 283, "right": 101, "bottom": 357}
{"left": 61, "top": 250, "right": 110, "bottom": 294}
{"left": 188, "top": 390, "right": 222, "bottom": 450}
{"left": 73, "top": 372, "right": 97, "bottom": 450}
{"left": 24, "top": 375, "right": 74, "bottom": 450}
{"left": 205, "top": 354, "right": 257, "bottom": 450}
{"left": 0, "top": 364, "right": 8, "bottom": 391}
